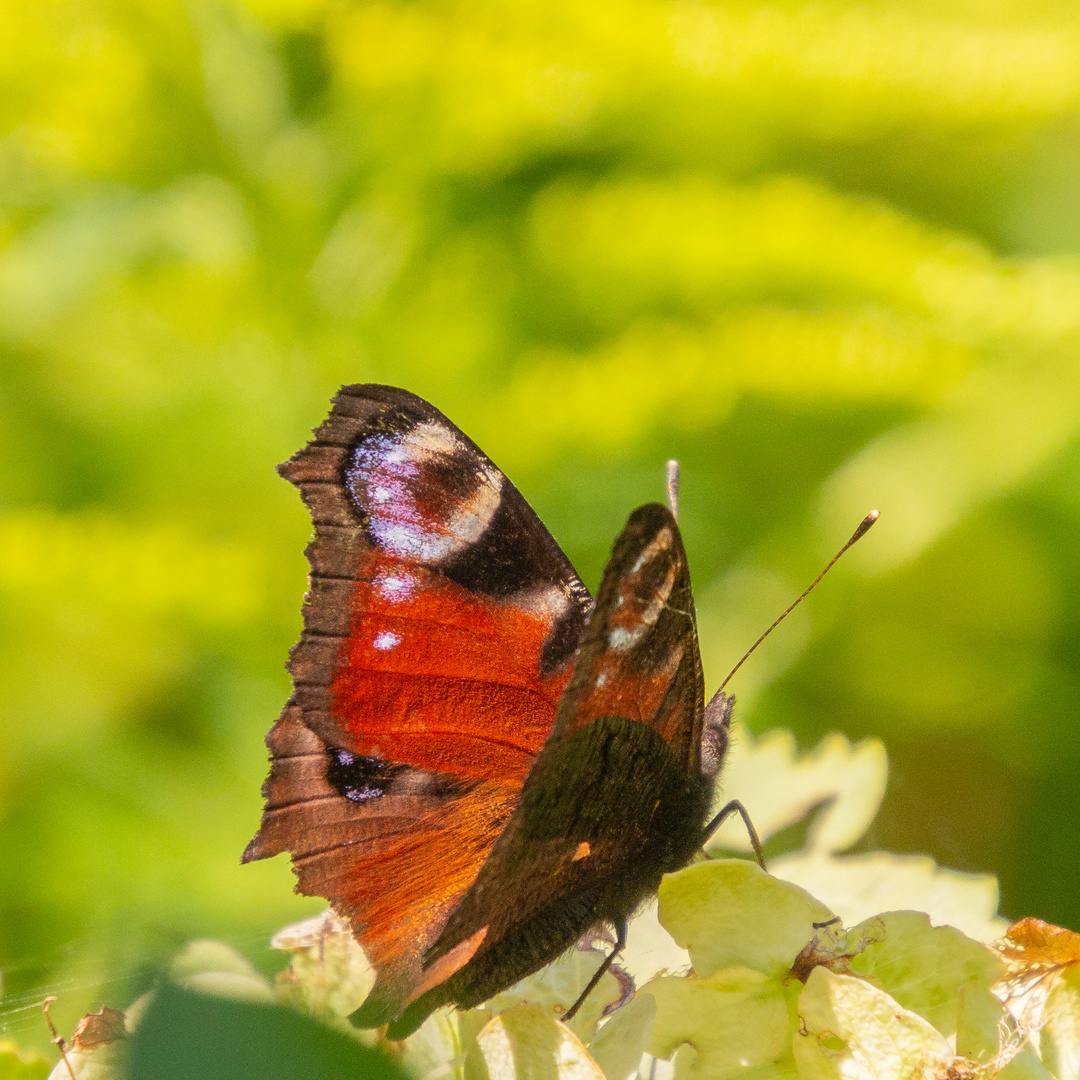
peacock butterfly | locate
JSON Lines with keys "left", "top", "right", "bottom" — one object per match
{"left": 243, "top": 385, "right": 870, "bottom": 1038}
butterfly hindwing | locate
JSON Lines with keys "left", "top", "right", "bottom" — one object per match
{"left": 243, "top": 385, "right": 591, "bottom": 1022}
{"left": 390, "top": 502, "right": 714, "bottom": 1034}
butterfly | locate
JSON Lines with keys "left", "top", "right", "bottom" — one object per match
{"left": 243, "top": 384, "right": 770, "bottom": 1038}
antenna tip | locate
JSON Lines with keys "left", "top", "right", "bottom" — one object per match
{"left": 666, "top": 460, "right": 680, "bottom": 520}
{"left": 850, "top": 509, "right": 879, "bottom": 544}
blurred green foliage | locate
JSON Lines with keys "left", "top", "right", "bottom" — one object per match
{"left": 127, "top": 983, "right": 409, "bottom": 1080}
{"left": 3, "top": 0, "right": 1080, "bottom": 1055}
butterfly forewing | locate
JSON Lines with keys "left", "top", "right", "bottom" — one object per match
{"left": 550, "top": 501, "right": 705, "bottom": 769}
{"left": 243, "top": 385, "right": 591, "bottom": 1022}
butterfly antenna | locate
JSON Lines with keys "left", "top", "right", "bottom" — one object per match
{"left": 718, "top": 510, "right": 879, "bottom": 692}
{"left": 666, "top": 460, "right": 680, "bottom": 521}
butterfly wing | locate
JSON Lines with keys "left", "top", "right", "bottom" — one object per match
{"left": 392, "top": 502, "right": 712, "bottom": 1033}
{"left": 547, "top": 500, "right": 705, "bottom": 767}
{"left": 243, "top": 385, "right": 591, "bottom": 1022}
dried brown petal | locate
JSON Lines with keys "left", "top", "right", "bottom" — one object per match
{"left": 998, "top": 917, "right": 1080, "bottom": 969}
{"left": 70, "top": 1007, "right": 126, "bottom": 1051}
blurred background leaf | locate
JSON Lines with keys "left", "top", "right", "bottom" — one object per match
{"left": 126, "top": 982, "right": 408, "bottom": 1080}
{"left": 3, "top": 0, "right": 1080, "bottom": 1056}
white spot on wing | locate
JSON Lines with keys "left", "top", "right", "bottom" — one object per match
{"left": 402, "top": 422, "right": 460, "bottom": 457}
{"left": 373, "top": 630, "right": 402, "bottom": 651}
{"left": 632, "top": 527, "right": 674, "bottom": 573}
{"left": 516, "top": 584, "right": 569, "bottom": 619}
{"left": 378, "top": 574, "right": 414, "bottom": 599}
{"left": 608, "top": 625, "right": 643, "bottom": 651}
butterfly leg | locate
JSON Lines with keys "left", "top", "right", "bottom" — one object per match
{"left": 703, "top": 799, "right": 767, "bottom": 871}
{"left": 561, "top": 918, "right": 628, "bottom": 1024}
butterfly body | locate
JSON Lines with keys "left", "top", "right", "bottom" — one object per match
{"left": 245, "top": 386, "right": 730, "bottom": 1035}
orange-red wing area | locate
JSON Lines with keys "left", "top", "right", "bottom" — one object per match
{"left": 244, "top": 384, "right": 592, "bottom": 1018}
{"left": 325, "top": 550, "right": 570, "bottom": 782}
{"left": 549, "top": 502, "right": 704, "bottom": 771}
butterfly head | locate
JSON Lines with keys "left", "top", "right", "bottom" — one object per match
{"left": 700, "top": 690, "right": 733, "bottom": 779}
